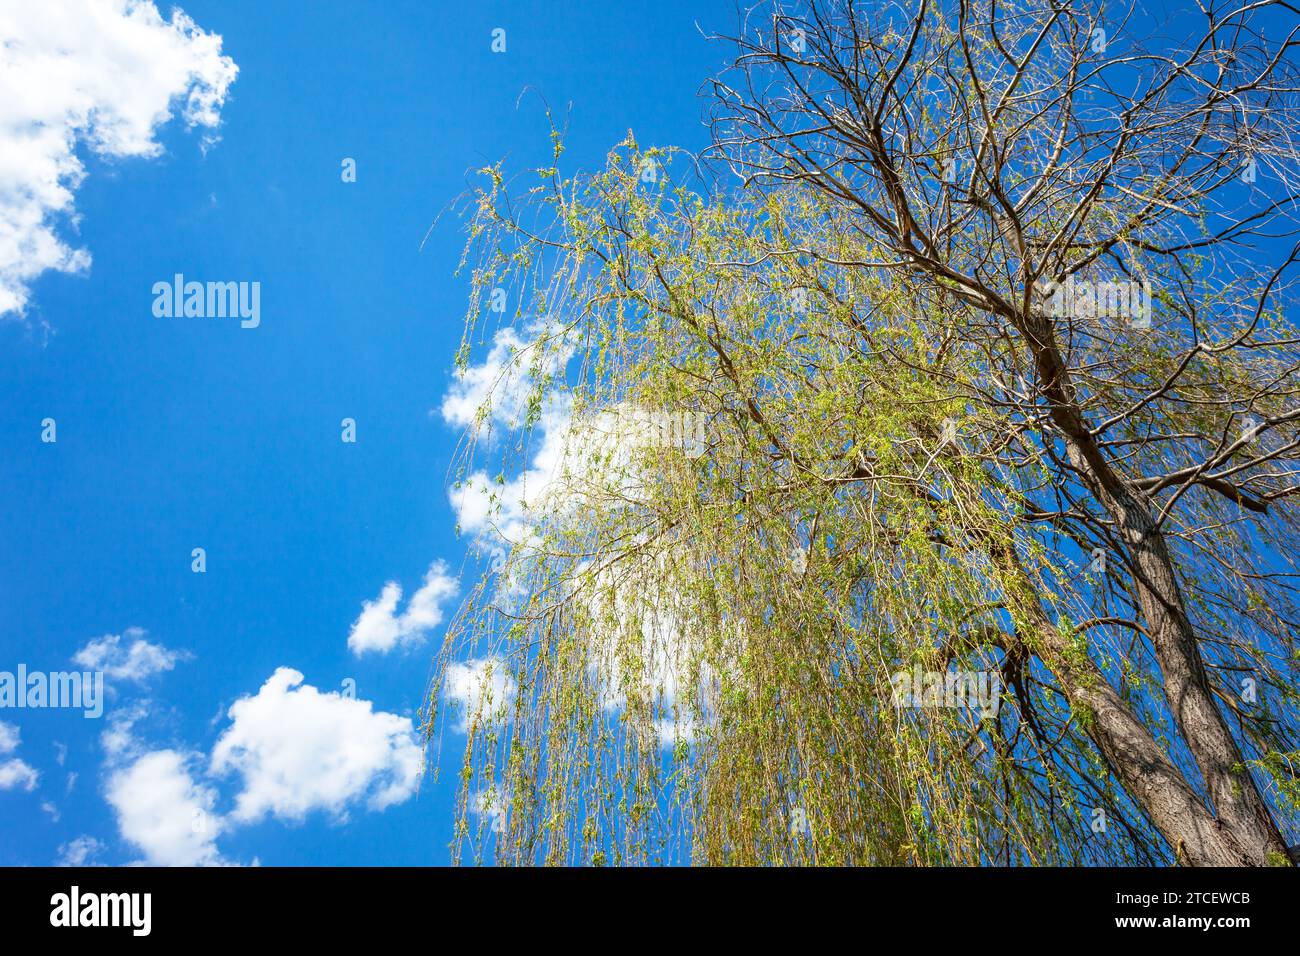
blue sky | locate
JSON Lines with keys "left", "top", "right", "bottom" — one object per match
{"left": 0, "top": 0, "right": 729, "bottom": 866}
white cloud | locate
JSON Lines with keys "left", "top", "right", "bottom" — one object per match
{"left": 442, "top": 323, "right": 728, "bottom": 748}
{"left": 210, "top": 667, "right": 422, "bottom": 824}
{"left": 0, "top": 721, "right": 39, "bottom": 791}
{"left": 445, "top": 656, "right": 517, "bottom": 733}
{"left": 441, "top": 325, "right": 536, "bottom": 430}
{"left": 105, "top": 748, "right": 225, "bottom": 866}
{"left": 448, "top": 396, "right": 666, "bottom": 557}
{"left": 470, "top": 787, "right": 509, "bottom": 834}
{"left": 98, "top": 702, "right": 228, "bottom": 866}
{"left": 442, "top": 321, "right": 602, "bottom": 557}
{"left": 0, "top": 759, "right": 38, "bottom": 792}
{"left": 95, "top": 671, "right": 418, "bottom": 864}
{"left": 449, "top": 397, "right": 575, "bottom": 554}
{"left": 444, "top": 341, "right": 695, "bottom": 559}
{"left": 446, "top": 402, "right": 719, "bottom": 751}
{"left": 100, "top": 700, "right": 149, "bottom": 760}
{"left": 56, "top": 835, "right": 105, "bottom": 866}
{"left": 568, "top": 549, "right": 748, "bottom": 750}
{"left": 73, "top": 628, "right": 185, "bottom": 682}
{"left": 0, "top": 0, "right": 238, "bottom": 316}
{"left": 347, "top": 561, "right": 458, "bottom": 656}
{"left": 656, "top": 715, "right": 696, "bottom": 748}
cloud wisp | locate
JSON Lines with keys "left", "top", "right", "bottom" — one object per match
{"left": 347, "top": 561, "right": 459, "bottom": 657}
{"left": 0, "top": 0, "right": 237, "bottom": 317}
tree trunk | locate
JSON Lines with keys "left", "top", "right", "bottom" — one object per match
{"left": 1025, "top": 312, "right": 1290, "bottom": 865}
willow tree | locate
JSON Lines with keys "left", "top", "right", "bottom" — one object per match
{"left": 429, "top": 0, "right": 1300, "bottom": 866}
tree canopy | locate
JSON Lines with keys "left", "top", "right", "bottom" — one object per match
{"left": 429, "top": 0, "right": 1300, "bottom": 866}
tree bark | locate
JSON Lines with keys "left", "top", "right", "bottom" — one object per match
{"left": 1022, "top": 311, "right": 1290, "bottom": 865}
